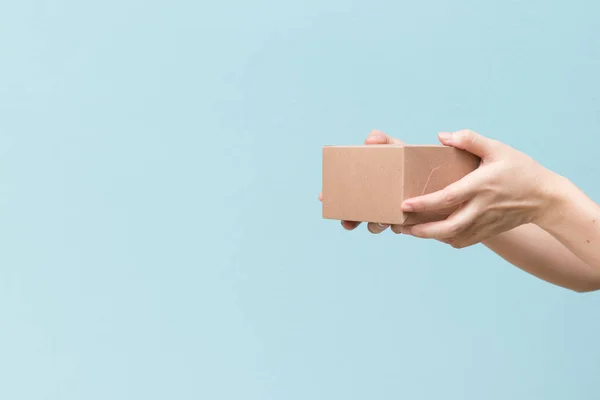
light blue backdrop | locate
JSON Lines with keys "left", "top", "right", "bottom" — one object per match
{"left": 1, "top": 0, "right": 599, "bottom": 399}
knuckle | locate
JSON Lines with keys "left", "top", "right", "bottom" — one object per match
{"left": 484, "top": 171, "right": 501, "bottom": 187}
{"left": 458, "top": 129, "right": 479, "bottom": 147}
{"left": 449, "top": 222, "right": 462, "bottom": 235}
{"left": 459, "top": 128, "right": 475, "bottom": 138}
{"left": 443, "top": 188, "right": 457, "bottom": 205}
{"left": 467, "top": 132, "right": 478, "bottom": 146}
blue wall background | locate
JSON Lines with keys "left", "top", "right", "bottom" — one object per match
{"left": 1, "top": 1, "right": 599, "bottom": 399}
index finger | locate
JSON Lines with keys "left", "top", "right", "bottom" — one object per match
{"left": 365, "top": 129, "right": 405, "bottom": 145}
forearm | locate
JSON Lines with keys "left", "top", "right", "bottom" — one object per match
{"left": 483, "top": 224, "right": 600, "bottom": 292}
{"left": 482, "top": 174, "right": 600, "bottom": 292}
{"left": 535, "top": 176, "right": 600, "bottom": 282}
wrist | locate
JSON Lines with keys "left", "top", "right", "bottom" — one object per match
{"left": 531, "top": 170, "right": 574, "bottom": 230}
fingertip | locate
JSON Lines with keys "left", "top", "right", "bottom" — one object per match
{"left": 318, "top": 192, "right": 323, "bottom": 201}
{"left": 438, "top": 131, "right": 453, "bottom": 145}
{"left": 367, "top": 223, "right": 377, "bottom": 234}
{"left": 365, "top": 134, "right": 386, "bottom": 144}
{"left": 401, "top": 201, "right": 415, "bottom": 212}
{"left": 341, "top": 220, "right": 360, "bottom": 230}
{"left": 390, "top": 224, "right": 403, "bottom": 234}
{"left": 368, "top": 222, "right": 389, "bottom": 234}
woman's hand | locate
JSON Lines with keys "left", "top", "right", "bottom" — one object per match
{"left": 399, "top": 129, "right": 562, "bottom": 248}
{"left": 319, "top": 128, "right": 600, "bottom": 292}
{"left": 318, "top": 129, "right": 406, "bottom": 234}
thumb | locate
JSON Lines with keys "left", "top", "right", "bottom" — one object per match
{"left": 438, "top": 129, "right": 498, "bottom": 159}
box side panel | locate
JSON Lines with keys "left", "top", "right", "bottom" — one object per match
{"left": 322, "top": 146, "right": 405, "bottom": 224}
{"left": 403, "top": 146, "right": 480, "bottom": 225}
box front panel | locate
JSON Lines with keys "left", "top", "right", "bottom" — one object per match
{"left": 322, "top": 146, "right": 405, "bottom": 224}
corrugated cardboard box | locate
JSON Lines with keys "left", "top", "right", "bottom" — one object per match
{"left": 322, "top": 145, "right": 480, "bottom": 225}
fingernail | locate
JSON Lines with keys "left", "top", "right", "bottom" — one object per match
{"left": 401, "top": 202, "right": 414, "bottom": 212}
{"left": 377, "top": 223, "right": 388, "bottom": 229}
{"left": 367, "top": 134, "right": 385, "bottom": 141}
{"left": 438, "top": 132, "right": 452, "bottom": 141}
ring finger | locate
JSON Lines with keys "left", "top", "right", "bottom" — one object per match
{"left": 368, "top": 222, "right": 389, "bottom": 234}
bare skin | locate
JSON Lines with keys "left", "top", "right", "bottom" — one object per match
{"left": 319, "top": 129, "right": 600, "bottom": 292}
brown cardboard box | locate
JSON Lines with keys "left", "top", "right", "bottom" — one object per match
{"left": 322, "top": 145, "right": 480, "bottom": 225}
